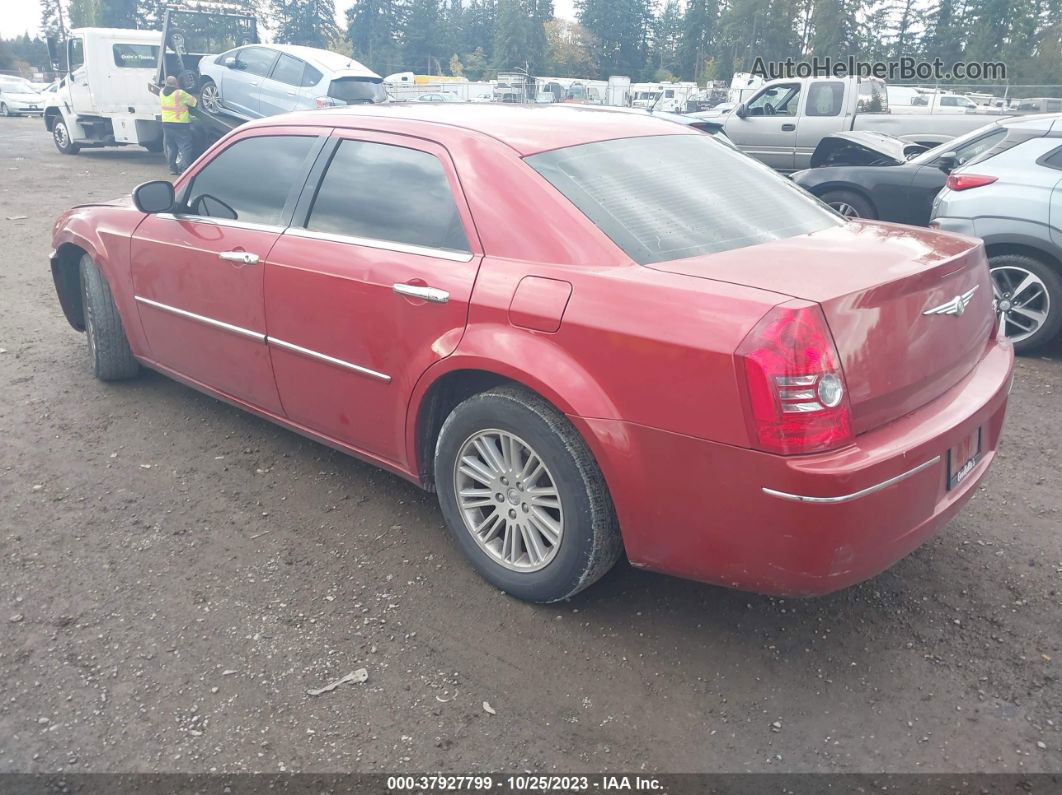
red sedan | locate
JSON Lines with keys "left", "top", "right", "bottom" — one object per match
{"left": 50, "top": 105, "right": 1013, "bottom": 602}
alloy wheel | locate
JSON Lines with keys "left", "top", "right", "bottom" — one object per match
{"left": 829, "top": 201, "right": 860, "bottom": 218}
{"left": 200, "top": 84, "right": 220, "bottom": 114}
{"left": 453, "top": 429, "right": 563, "bottom": 573}
{"left": 991, "top": 265, "right": 1050, "bottom": 344}
{"left": 54, "top": 122, "right": 68, "bottom": 148}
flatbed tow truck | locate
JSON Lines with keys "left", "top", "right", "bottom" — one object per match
{"left": 44, "top": 2, "right": 254, "bottom": 160}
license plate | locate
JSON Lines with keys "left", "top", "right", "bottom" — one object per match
{"left": 947, "top": 427, "right": 983, "bottom": 490}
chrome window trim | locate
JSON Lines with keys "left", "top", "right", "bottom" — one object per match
{"left": 762, "top": 456, "right": 941, "bottom": 504}
{"left": 285, "top": 227, "right": 473, "bottom": 263}
{"left": 134, "top": 295, "right": 265, "bottom": 342}
{"left": 155, "top": 213, "right": 287, "bottom": 235}
{"left": 269, "top": 337, "right": 391, "bottom": 382}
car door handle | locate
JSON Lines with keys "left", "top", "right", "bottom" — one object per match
{"left": 393, "top": 283, "right": 449, "bottom": 303}
{"left": 781, "top": 123, "right": 796, "bottom": 131}
{"left": 286, "top": 90, "right": 296, "bottom": 96}
{"left": 219, "top": 251, "right": 259, "bottom": 264}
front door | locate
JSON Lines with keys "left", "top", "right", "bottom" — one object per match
{"left": 263, "top": 131, "right": 483, "bottom": 466}
{"left": 66, "top": 37, "right": 93, "bottom": 114}
{"left": 725, "top": 82, "right": 802, "bottom": 170}
{"left": 130, "top": 129, "right": 324, "bottom": 414}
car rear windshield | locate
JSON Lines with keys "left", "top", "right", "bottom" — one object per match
{"left": 526, "top": 135, "right": 841, "bottom": 265}
{"left": 328, "top": 77, "right": 387, "bottom": 104}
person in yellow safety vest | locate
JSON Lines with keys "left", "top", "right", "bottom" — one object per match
{"left": 160, "top": 75, "right": 198, "bottom": 176}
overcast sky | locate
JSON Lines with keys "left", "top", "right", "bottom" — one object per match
{"left": 2, "top": 0, "right": 579, "bottom": 39}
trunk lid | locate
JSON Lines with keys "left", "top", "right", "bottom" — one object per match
{"left": 648, "top": 221, "right": 994, "bottom": 434}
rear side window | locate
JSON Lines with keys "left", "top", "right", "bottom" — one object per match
{"left": 806, "top": 81, "right": 843, "bottom": 116}
{"left": 1041, "top": 146, "right": 1062, "bottom": 170}
{"left": 527, "top": 135, "right": 840, "bottom": 265}
{"left": 113, "top": 44, "right": 158, "bottom": 68}
{"left": 302, "top": 63, "right": 323, "bottom": 87}
{"left": 270, "top": 54, "right": 305, "bottom": 86}
{"left": 306, "top": 140, "right": 469, "bottom": 253}
{"left": 184, "top": 135, "right": 317, "bottom": 226}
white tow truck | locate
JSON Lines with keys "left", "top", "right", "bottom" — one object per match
{"left": 44, "top": 28, "right": 165, "bottom": 154}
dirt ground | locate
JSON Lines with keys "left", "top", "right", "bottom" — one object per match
{"left": 0, "top": 115, "right": 1059, "bottom": 775}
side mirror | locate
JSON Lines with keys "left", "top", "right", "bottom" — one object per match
{"left": 221, "top": 55, "right": 237, "bottom": 68}
{"left": 133, "top": 180, "right": 175, "bottom": 213}
{"left": 936, "top": 151, "right": 958, "bottom": 172}
{"left": 735, "top": 103, "right": 748, "bottom": 119}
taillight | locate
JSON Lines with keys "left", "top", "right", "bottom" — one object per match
{"left": 736, "top": 301, "right": 853, "bottom": 455}
{"left": 314, "top": 96, "right": 341, "bottom": 108}
{"left": 945, "top": 174, "right": 997, "bottom": 191}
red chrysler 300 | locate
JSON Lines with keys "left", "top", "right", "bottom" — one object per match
{"left": 49, "top": 105, "right": 1013, "bottom": 602}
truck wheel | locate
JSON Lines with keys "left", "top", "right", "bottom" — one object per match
{"left": 820, "top": 189, "right": 875, "bottom": 219}
{"left": 79, "top": 254, "right": 140, "bottom": 381}
{"left": 53, "top": 119, "right": 80, "bottom": 154}
{"left": 989, "top": 253, "right": 1062, "bottom": 353}
{"left": 199, "top": 80, "right": 221, "bottom": 114}
{"left": 434, "top": 386, "right": 623, "bottom": 603}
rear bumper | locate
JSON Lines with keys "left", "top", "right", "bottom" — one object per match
{"left": 575, "top": 338, "right": 1014, "bottom": 596}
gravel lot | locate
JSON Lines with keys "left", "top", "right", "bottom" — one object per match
{"left": 0, "top": 115, "right": 1060, "bottom": 774}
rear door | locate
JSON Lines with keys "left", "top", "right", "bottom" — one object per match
{"left": 224, "top": 46, "right": 278, "bottom": 118}
{"left": 258, "top": 53, "right": 304, "bottom": 116}
{"left": 130, "top": 128, "right": 325, "bottom": 413}
{"left": 1044, "top": 145, "right": 1062, "bottom": 248}
{"left": 263, "top": 130, "right": 483, "bottom": 466}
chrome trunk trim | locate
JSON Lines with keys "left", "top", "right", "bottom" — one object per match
{"left": 762, "top": 456, "right": 942, "bottom": 504}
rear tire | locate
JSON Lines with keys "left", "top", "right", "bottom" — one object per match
{"left": 820, "top": 189, "right": 876, "bottom": 219}
{"left": 53, "top": 119, "right": 80, "bottom": 154}
{"left": 989, "top": 253, "right": 1062, "bottom": 353}
{"left": 434, "top": 386, "right": 623, "bottom": 603}
{"left": 79, "top": 254, "right": 140, "bottom": 381}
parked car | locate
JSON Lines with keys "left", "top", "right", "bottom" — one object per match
{"left": 790, "top": 115, "right": 1061, "bottom": 223}
{"left": 932, "top": 119, "right": 1062, "bottom": 352}
{"left": 197, "top": 44, "right": 385, "bottom": 119}
{"left": 469, "top": 91, "right": 494, "bottom": 103}
{"left": 50, "top": 105, "right": 1012, "bottom": 602}
{"left": 415, "top": 92, "right": 463, "bottom": 103}
{"left": 723, "top": 76, "right": 1008, "bottom": 171}
{"left": 0, "top": 76, "right": 45, "bottom": 117}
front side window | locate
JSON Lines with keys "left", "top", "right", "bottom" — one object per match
{"left": 306, "top": 139, "right": 469, "bottom": 253}
{"left": 68, "top": 38, "right": 85, "bottom": 72}
{"left": 113, "top": 43, "right": 159, "bottom": 68}
{"left": 747, "top": 84, "right": 801, "bottom": 116}
{"left": 235, "top": 47, "right": 277, "bottom": 77}
{"left": 270, "top": 54, "right": 305, "bottom": 86}
{"left": 183, "top": 135, "right": 317, "bottom": 226}
{"left": 527, "top": 135, "right": 840, "bottom": 265}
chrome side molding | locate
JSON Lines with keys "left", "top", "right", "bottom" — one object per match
{"left": 268, "top": 337, "right": 391, "bottom": 382}
{"left": 762, "top": 456, "right": 942, "bottom": 504}
{"left": 134, "top": 295, "right": 265, "bottom": 342}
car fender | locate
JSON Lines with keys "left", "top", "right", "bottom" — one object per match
{"left": 404, "top": 323, "right": 619, "bottom": 476}
{"left": 977, "top": 223, "right": 1062, "bottom": 267}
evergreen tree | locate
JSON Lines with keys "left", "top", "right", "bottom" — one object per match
{"left": 650, "top": 0, "right": 683, "bottom": 77}
{"left": 39, "top": 0, "right": 67, "bottom": 37}
{"left": 346, "top": 0, "right": 402, "bottom": 71}
{"left": 271, "top": 0, "right": 341, "bottom": 48}
{"left": 576, "top": 0, "right": 651, "bottom": 78}
{"left": 678, "top": 0, "right": 718, "bottom": 82}
{"left": 492, "top": 0, "right": 530, "bottom": 71}
{"left": 921, "top": 0, "right": 964, "bottom": 66}
{"left": 461, "top": 0, "right": 498, "bottom": 60}
{"left": 400, "top": 0, "right": 446, "bottom": 73}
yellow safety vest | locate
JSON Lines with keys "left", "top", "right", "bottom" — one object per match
{"left": 160, "top": 89, "right": 196, "bottom": 123}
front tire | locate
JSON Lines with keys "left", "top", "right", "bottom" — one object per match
{"left": 434, "top": 386, "right": 623, "bottom": 603}
{"left": 820, "top": 189, "right": 876, "bottom": 219}
{"left": 989, "top": 253, "right": 1062, "bottom": 353}
{"left": 79, "top": 254, "right": 140, "bottom": 381}
{"left": 199, "top": 80, "right": 221, "bottom": 114}
{"left": 53, "top": 119, "right": 80, "bottom": 154}
{"left": 1, "top": 102, "right": 11, "bottom": 117}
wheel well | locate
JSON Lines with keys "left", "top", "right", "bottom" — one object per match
{"left": 415, "top": 370, "right": 525, "bottom": 490}
{"left": 984, "top": 242, "right": 1061, "bottom": 272}
{"left": 813, "top": 182, "right": 876, "bottom": 209}
{"left": 52, "top": 243, "right": 87, "bottom": 331}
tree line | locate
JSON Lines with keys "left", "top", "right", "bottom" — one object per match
{"left": 8, "top": 0, "right": 1059, "bottom": 86}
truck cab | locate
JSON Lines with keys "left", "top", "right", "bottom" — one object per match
{"left": 45, "top": 28, "right": 164, "bottom": 154}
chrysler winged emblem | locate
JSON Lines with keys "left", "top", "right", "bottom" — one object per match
{"left": 923, "top": 285, "right": 979, "bottom": 318}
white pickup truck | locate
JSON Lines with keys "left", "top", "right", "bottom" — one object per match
{"left": 722, "top": 76, "right": 1008, "bottom": 171}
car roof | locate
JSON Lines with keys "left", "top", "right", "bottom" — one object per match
{"left": 1000, "top": 113, "right": 1062, "bottom": 132}
{"left": 257, "top": 104, "right": 697, "bottom": 155}
{"left": 248, "top": 44, "right": 379, "bottom": 78}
